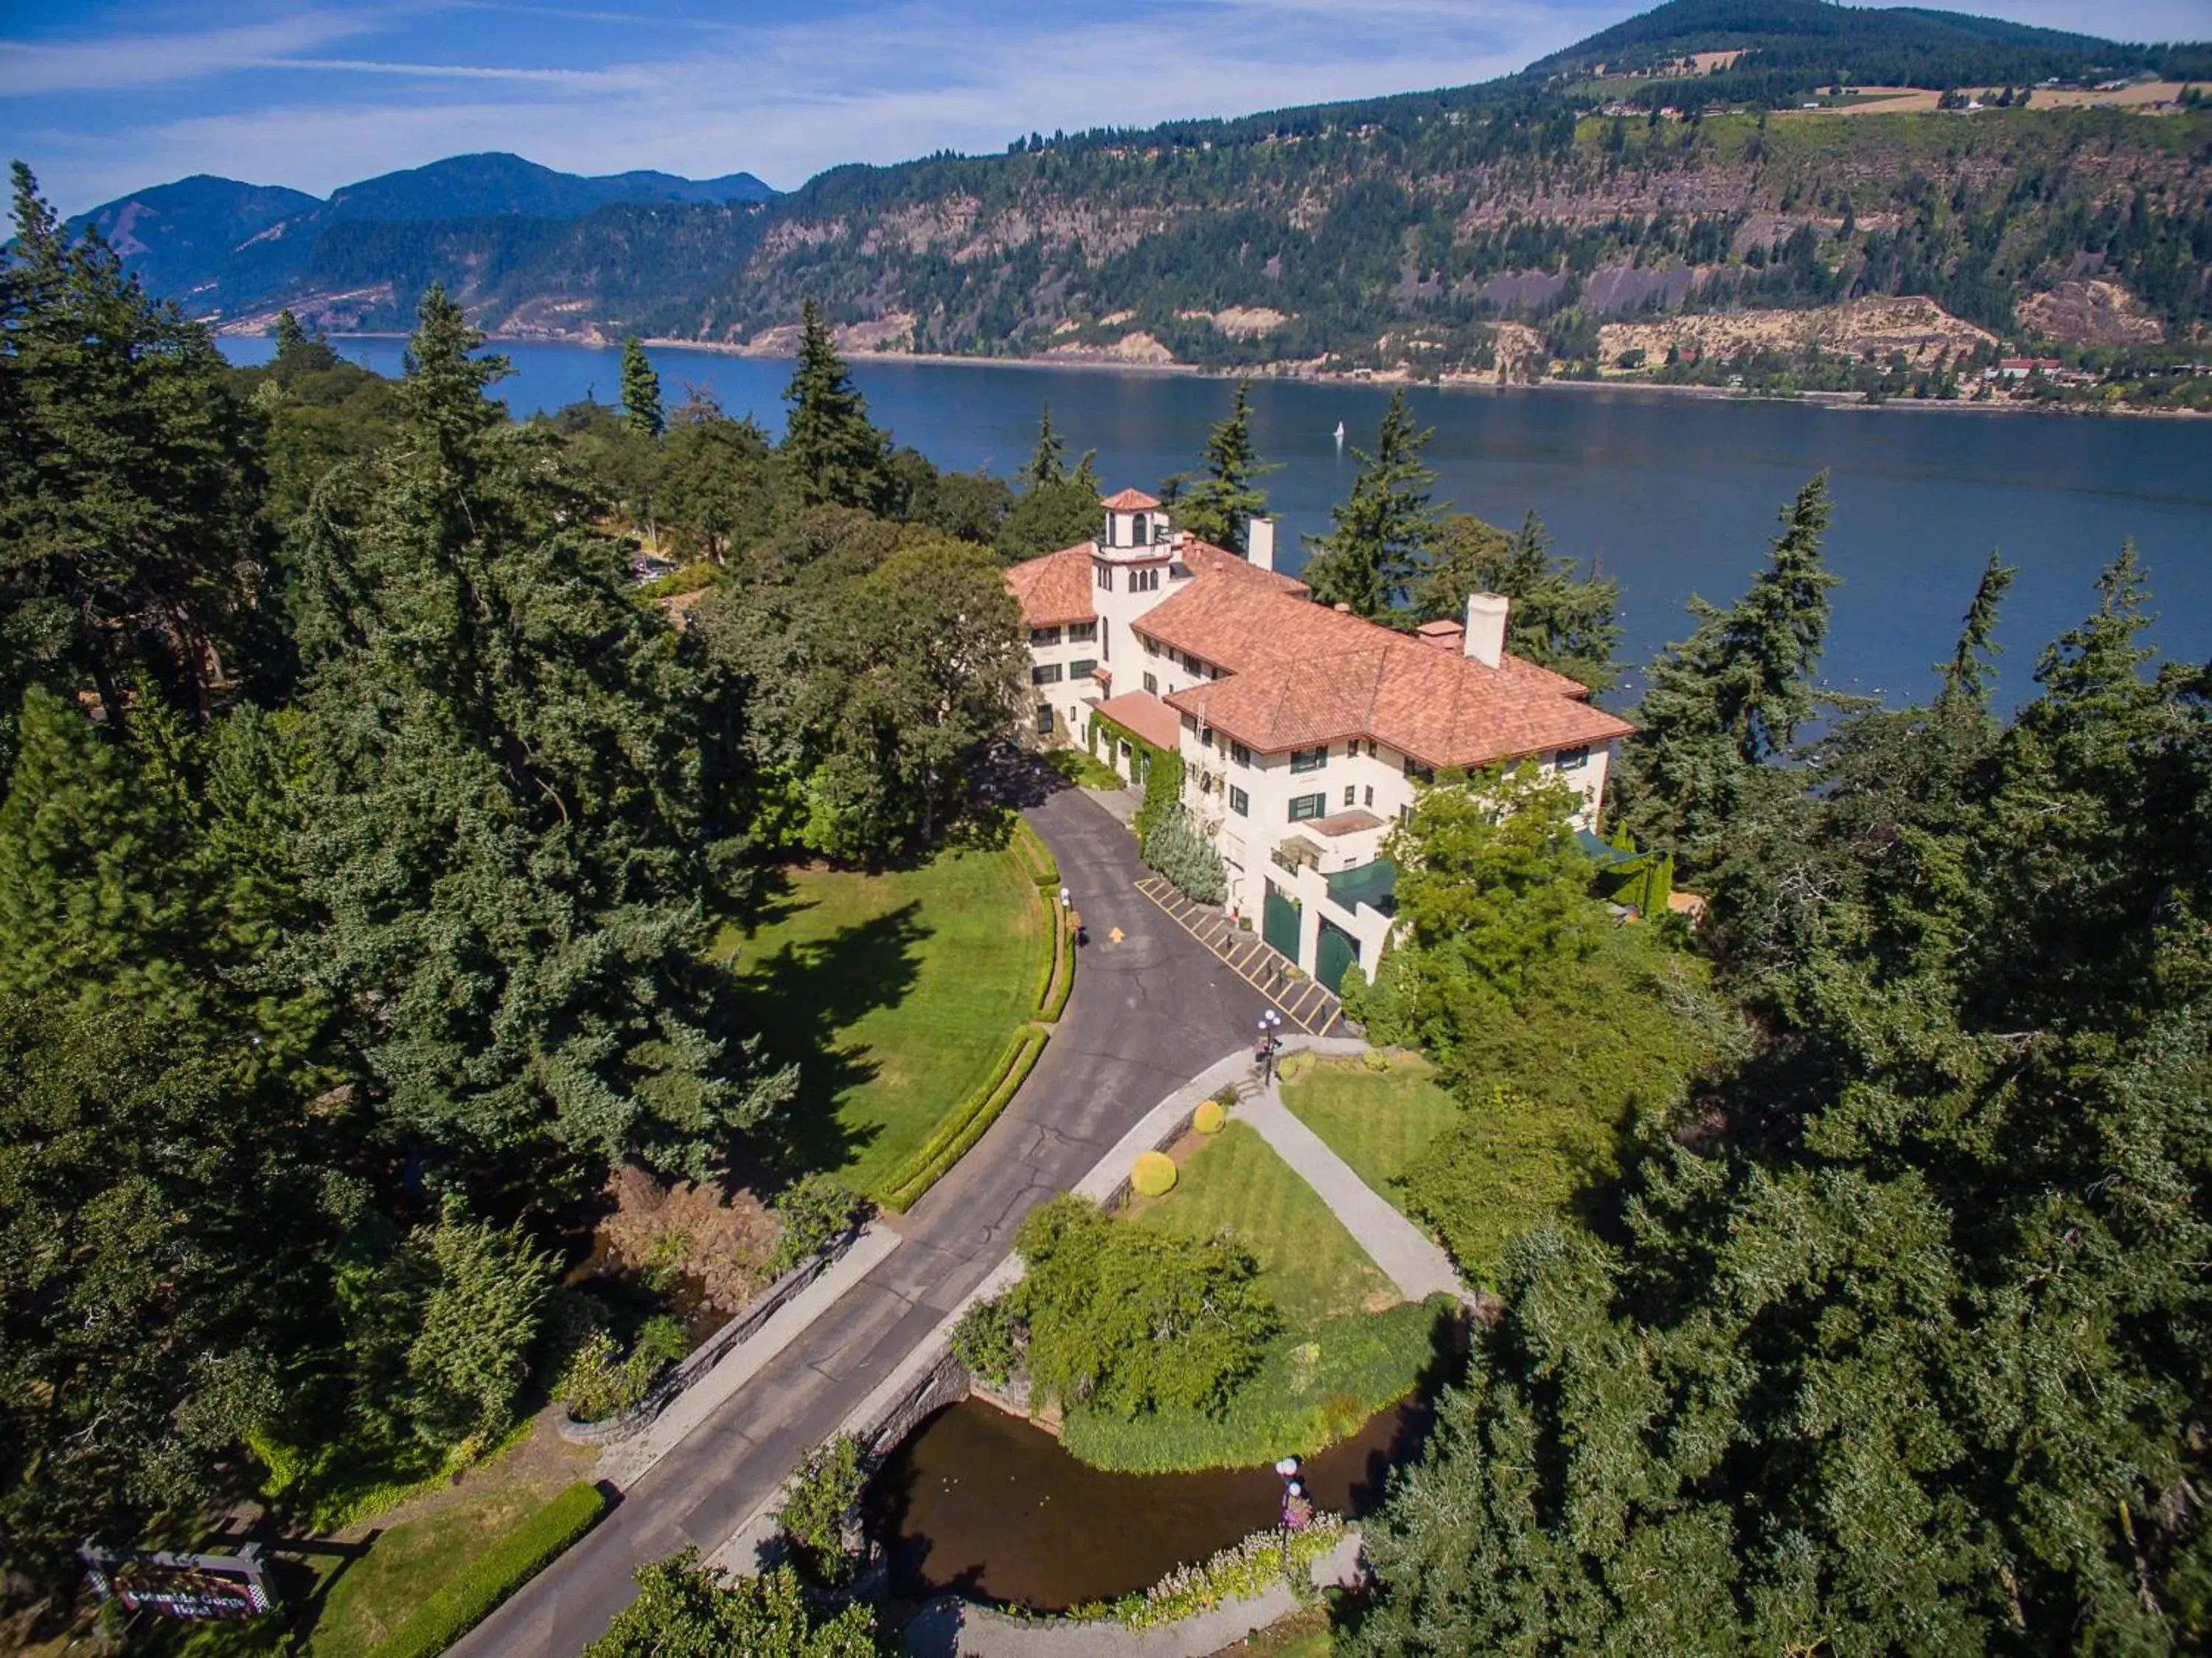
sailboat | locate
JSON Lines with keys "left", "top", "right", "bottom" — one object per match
{"left": 1332, "top": 420, "right": 1346, "bottom": 445}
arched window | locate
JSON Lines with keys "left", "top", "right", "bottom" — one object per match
{"left": 1130, "top": 513, "right": 1147, "bottom": 545}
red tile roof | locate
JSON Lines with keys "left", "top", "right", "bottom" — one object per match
{"left": 1004, "top": 533, "right": 1304, "bottom": 628}
{"left": 1004, "top": 546, "right": 1094, "bottom": 628}
{"left": 1178, "top": 535, "right": 1310, "bottom": 596}
{"left": 1150, "top": 578, "right": 1632, "bottom": 769}
{"left": 1091, "top": 690, "right": 1184, "bottom": 752}
{"left": 1099, "top": 487, "right": 1161, "bottom": 510}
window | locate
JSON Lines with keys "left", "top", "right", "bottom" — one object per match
{"left": 1230, "top": 785, "right": 1250, "bottom": 816}
{"left": 1343, "top": 785, "right": 1356, "bottom": 806}
{"left": 1169, "top": 561, "right": 1191, "bottom": 580}
{"left": 1364, "top": 785, "right": 1374, "bottom": 807}
{"left": 1404, "top": 756, "right": 1435, "bottom": 784}
{"left": 1068, "top": 620, "right": 1097, "bottom": 642}
{"left": 1094, "top": 561, "right": 1114, "bottom": 591}
{"left": 1071, "top": 659, "right": 1097, "bottom": 679}
{"left": 1031, "top": 663, "right": 1062, "bottom": 685}
{"left": 1035, "top": 704, "right": 1054, "bottom": 735}
{"left": 1131, "top": 513, "right": 1148, "bottom": 544}
{"left": 1127, "top": 567, "right": 1161, "bottom": 594}
{"left": 1288, "top": 793, "right": 1326, "bottom": 822}
{"left": 1030, "top": 625, "right": 1062, "bottom": 646}
{"left": 1554, "top": 745, "right": 1590, "bottom": 771}
{"left": 1143, "top": 671, "right": 1158, "bottom": 694}
{"left": 1290, "top": 746, "right": 1328, "bottom": 774}
{"left": 1230, "top": 740, "right": 1252, "bottom": 767}
{"left": 1181, "top": 713, "right": 1200, "bottom": 734}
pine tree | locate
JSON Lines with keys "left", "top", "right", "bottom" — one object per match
{"left": 780, "top": 300, "right": 889, "bottom": 511}
{"left": 1024, "top": 402, "right": 1065, "bottom": 488}
{"left": 1169, "top": 381, "right": 1278, "bottom": 553}
{"left": 285, "top": 288, "right": 792, "bottom": 1184}
{"left": 1301, "top": 389, "right": 1439, "bottom": 621}
{"left": 619, "top": 334, "right": 664, "bottom": 440}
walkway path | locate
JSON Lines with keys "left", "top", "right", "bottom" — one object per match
{"left": 448, "top": 785, "right": 1270, "bottom": 1658}
{"left": 1238, "top": 1084, "right": 1466, "bottom": 1303}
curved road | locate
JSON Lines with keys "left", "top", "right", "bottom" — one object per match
{"left": 450, "top": 786, "right": 1268, "bottom": 1657}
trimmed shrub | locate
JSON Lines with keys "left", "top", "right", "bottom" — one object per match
{"left": 1192, "top": 1100, "right": 1226, "bottom": 1135}
{"left": 1132, "top": 1151, "right": 1178, "bottom": 1196}
{"left": 367, "top": 1481, "right": 609, "bottom": 1658}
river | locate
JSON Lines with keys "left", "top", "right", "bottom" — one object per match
{"left": 219, "top": 336, "right": 2212, "bottom": 709}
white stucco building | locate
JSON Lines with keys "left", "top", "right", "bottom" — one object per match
{"left": 1006, "top": 488, "right": 1632, "bottom": 996}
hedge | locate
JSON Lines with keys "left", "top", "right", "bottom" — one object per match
{"left": 1040, "top": 912, "right": 1076, "bottom": 1024}
{"left": 1011, "top": 819, "right": 1059, "bottom": 888}
{"left": 883, "top": 1024, "right": 1050, "bottom": 1212}
{"left": 1031, "top": 898, "right": 1062, "bottom": 1014}
{"left": 366, "top": 1481, "right": 611, "bottom": 1658}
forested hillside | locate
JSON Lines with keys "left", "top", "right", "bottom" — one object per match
{"left": 54, "top": 0, "right": 2205, "bottom": 394}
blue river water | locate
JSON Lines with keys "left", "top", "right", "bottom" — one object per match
{"left": 220, "top": 335, "right": 2212, "bottom": 710}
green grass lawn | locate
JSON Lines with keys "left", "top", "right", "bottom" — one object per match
{"left": 716, "top": 847, "right": 1043, "bottom": 1201}
{"left": 1279, "top": 1052, "right": 1461, "bottom": 1223}
{"left": 1073, "top": 1120, "right": 1444, "bottom": 1474}
{"left": 302, "top": 1473, "right": 590, "bottom": 1658}
{"left": 1130, "top": 1122, "right": 1394, "bottom": 1323}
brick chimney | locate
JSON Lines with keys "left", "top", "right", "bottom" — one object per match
{"left": 1246, "top": 516, "right": 1276, "bottom": 572}
{"left": 1416, "top": 618, "right": 1465, "bottom": 653}
{"left": 1465, "top": 592, "right": 1509, "bottom": 667}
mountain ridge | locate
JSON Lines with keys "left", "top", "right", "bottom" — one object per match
{"left": 44, "top": 1, "right": 2212, "bottom": 375}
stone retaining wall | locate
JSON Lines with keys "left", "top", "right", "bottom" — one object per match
{"left": 558, "top": 1224, "right": 867, "bottom": 1446}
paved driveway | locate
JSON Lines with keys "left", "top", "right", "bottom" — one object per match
{"left": 448, "top": 785, "right": 1267, "bottom": 1658}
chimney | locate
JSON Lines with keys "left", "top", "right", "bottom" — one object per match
{"left": 1416, "top": 618, "right": 1465, "bottom": 653}
{"left": 1246, "top": 516, "right": 1276, "bottom": 572}
{"left": 1465, "top": 592, "right": 1509, "bottom": 667}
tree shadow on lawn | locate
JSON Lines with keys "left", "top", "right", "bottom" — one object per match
{"left": 719, "top": 895, "right": 935, "bottom": 1187}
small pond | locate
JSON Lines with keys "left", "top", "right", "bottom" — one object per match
{"left": 865, "top": 1391, "right": 1438, "bottom": 1612}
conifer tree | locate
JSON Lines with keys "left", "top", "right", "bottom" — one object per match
{"left": 0, "top": 688, "right": 205, "bottom": 1023}
{"left": 1301, "top": 389, "right": 1439, "bottom": 621}
{"left": 1937, "top": 548, "right": 2016, "bottom": 708}
{"left": 1414, "top": 508, "right": 1622, "bottom": 691}
{"left": 1025, "top": 402, "right": 1065, "bottom": 488}
{"left": 1169, "top": 381, "right": 1278, "bottom": 553}
{"left": 286, "top": 288, "right": 790, "bottom": 1184}
{"left": 619, "top": 334, "right": 664, "bottom": 439}
{"left": 1614, "top": 474, "right": 1838, "bottom": 864}
{"left": 780, "top": 300, "right": 889, "bottom": 511}
{"left": 0, "top": 164, "right": 268, "bottom": 737}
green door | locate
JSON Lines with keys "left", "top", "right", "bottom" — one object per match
{"left": 1316, "top": 920, "right": 1358, "bottom": 995}
{"left": 1263, "top": 884, "right": 1301, "bottom": 961}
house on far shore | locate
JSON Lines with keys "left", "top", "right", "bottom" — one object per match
{"left": 1005, "top": 488, "right": 1632, "bottom": 996}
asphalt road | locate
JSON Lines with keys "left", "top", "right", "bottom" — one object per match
{"left": 448, "top": 785, "right": 1268, "bottom": 1658}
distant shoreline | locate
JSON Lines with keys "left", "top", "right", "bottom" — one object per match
{"left": 276, "top": 331, "right": 2204, "bottom": 420}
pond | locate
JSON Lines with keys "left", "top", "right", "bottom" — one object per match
{"left": 865, "top": 1390, "right": 1437, "bottom": 1612}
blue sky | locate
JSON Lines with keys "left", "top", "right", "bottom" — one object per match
{"left": 4, "top": 0, "right": 2204, "bottom": 214}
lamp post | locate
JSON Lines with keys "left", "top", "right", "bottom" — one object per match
{"left": 1256, "top": 1007, "right": 1283, "bottom": 1085}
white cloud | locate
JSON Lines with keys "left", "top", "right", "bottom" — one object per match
{"left": 6, "top": 0, "right": 2204, "bottom": 212}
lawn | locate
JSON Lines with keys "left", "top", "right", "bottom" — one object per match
{"left": 1279, "top": 1052, "right": 1461, "bottom": 1224}
{"left": 1073, "top": 1120, "right": 1444, "bottom": 1474}
{"left": 717, "top": 846, "right": 1043, "bottom": 1201}
{"left": 1129, "top": 1122, "right": 1394, "bottom": 1323}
